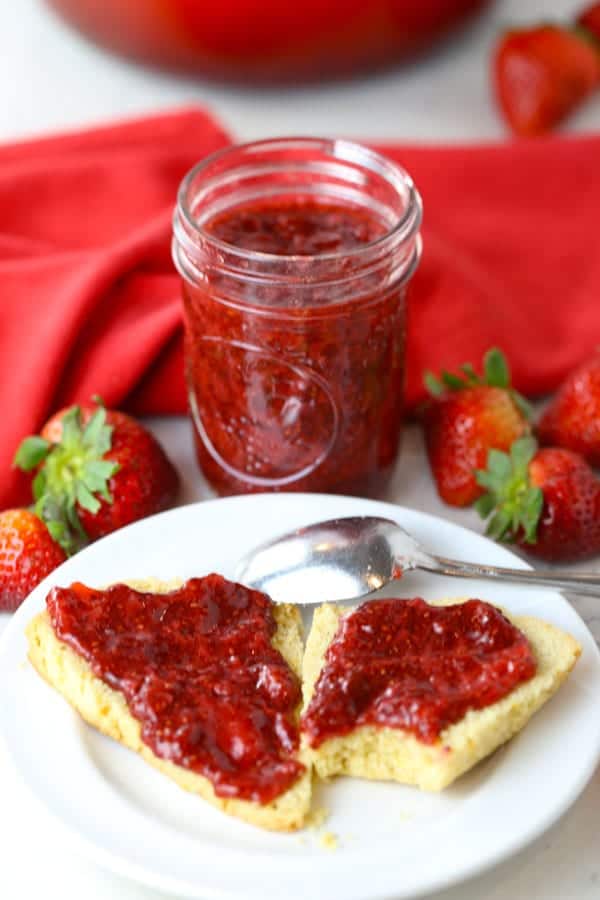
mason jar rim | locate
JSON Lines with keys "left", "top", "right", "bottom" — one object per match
{"left": 174, "top": 136, "right": 422, "bottom": 266}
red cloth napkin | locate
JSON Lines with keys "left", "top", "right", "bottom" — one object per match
{"left": 2, "top": 108, "right": 600, "bottom": 510}
{"left": 0, "top": 108, "right": 230, "bottom": 508}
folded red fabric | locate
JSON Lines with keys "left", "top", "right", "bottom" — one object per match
{"left": 0, "top": 108, "right": 230, "bottom": 508}
{"left": 1, "top": 108, "right": 599, "bottom": 510}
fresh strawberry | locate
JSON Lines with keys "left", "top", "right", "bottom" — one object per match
{"left": 494, "top": 24, "right": 600, "bottom": 137}
{"left": 0, "top": 509, "right": 66, "bottom": 611}
{"left": 475, "top": 437, "right": 600, "bottom": 561}
{"left": 538, "top": 350, "right": 600, "bottom": 466}
{"left": 578, "top": 2, "right": 600, "bottom": 43}
{"left": 14, "top": 402, "right": 179, "bottom": 554}
{"left": 423, "top": 348, "right": 531, "bottom": 507}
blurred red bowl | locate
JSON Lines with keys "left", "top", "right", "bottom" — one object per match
{"left": 47, "top": 0, "right": 493, "bottom": 82}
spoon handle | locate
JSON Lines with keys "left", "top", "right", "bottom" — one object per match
{"left": 422, "top": 555, "right": 600, "bottom": 597}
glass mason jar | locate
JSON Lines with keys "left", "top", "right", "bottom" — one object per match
{"left": 172, "top": 138, "right": 422, "bottom": 498}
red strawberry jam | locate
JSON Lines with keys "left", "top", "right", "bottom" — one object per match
{"left": 302, "top": 598, "right": 537, "bottom": 746}
{"left": 181, "top": 197, "right": 408, "bottom": 497}
{"left": 47, "top": 575, "right": 305, "bottom": 803}
{"left": 206, "top": 198, "right": 384, "bottom": 255}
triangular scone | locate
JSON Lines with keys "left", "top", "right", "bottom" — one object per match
{"left": 302, "top": 598, "right": 581, "bottom": 791}
{"left": 26, "top": 579, "right": 311, "bottom": 832}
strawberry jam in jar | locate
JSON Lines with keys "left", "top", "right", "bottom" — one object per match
{"left": 173, "top": 138, "right": 422, "bottom": 497}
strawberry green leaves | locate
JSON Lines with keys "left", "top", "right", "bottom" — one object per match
{"left": 475, "top": 437, "right": 543, "bottom": 544}
{"left": 424, "top": 347, "right": 533, "bottom": 420}
{"left": 14, "top": 404, "right": 119, "bottom": 556}
{"left": 483, "top": 347, "right": 510, "bottom": 389}
{"left": 423, "top": 369, "right": 468, "bottom": 396}
{"left": 13, "top": 436, "right": 51, "bottom": 471}
{"left": 424, "top": 347, "right": 506, "bottom": 395}
{"left": 423, "top": 371, "right": 446, "bottom": 397}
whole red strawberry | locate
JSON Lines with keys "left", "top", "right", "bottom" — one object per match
{"left": 494, "top": 24, "right": 600, "bottom": 137}
{"left": 423, "top": 349, "right": 531, "bottom": 507}
{"left": 578, "top": 2, "right": 600, "bottom": 42}
{"left": 538, "top": 350, "right": 600, "bottom": 466}
{"left": 475, "top": 437, "right": 600, "bottom": 561}
{"left": 0, "top": 509, "right": 66, "bottom": 611}
{"left": 15, "top": 402, "right": 179, "bottom": 553}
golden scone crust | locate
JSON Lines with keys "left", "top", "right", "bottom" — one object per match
{"left": 302, "top": 598, "right": 581, "bottom": 790}
{"left": 26, "top": 578, "right": 311, "bottom": 832}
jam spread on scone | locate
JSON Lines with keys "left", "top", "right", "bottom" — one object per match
{"left": 302, "top": 598, "right": 537, "bottom": 746}
{"left": 47, "top": 575, "right": 305, "bottom": 803}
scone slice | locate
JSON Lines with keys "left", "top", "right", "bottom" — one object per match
{"left": 302, "top": 598, "right": 581, "bottom": 791}
{"left": 26, "top": 580, "right": 311, "bottom": 832}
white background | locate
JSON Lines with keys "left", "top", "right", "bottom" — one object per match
{"left": 1, "top": 1, "right": 599, "bottom": 899}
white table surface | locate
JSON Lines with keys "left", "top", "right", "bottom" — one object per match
{"left": 1, "top": 1, "right": 599, "bottom": 898}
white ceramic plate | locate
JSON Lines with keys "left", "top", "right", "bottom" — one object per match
{"left": 1, "top": 494, "right": 599, "bottom": 900}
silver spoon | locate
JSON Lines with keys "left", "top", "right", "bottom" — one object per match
{"left": 235, "top": 515, "right": 600, "bottom": 604}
